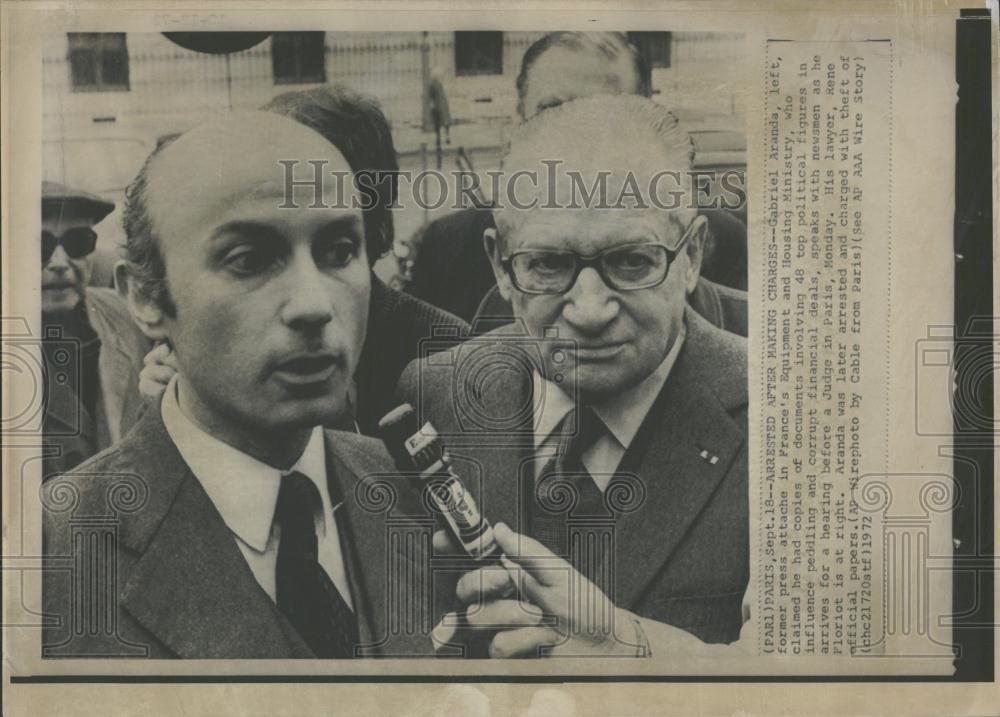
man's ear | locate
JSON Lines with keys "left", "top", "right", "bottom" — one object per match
{"left": 682, "top": 214, "right": 708, "bottom": 295}
{"left": 483, "top": 227, "right": 514, "bottom": 302}
{"left": 115, "top": 260, "right": 169, "bottom": 341}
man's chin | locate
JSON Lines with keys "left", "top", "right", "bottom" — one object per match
{"left": 571, "top": 370, "right": 642, "bottom": 404}
{"left": 270, "top": 387, "right": 351, "bottom": 426}
{"left": 41, "top": 290, "right": 83, "bottom": 316}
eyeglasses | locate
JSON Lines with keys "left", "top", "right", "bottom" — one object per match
{"left": 500, "top": 219, "right": 697, "bottom": 295}
{"left": 42, "top": 228, "right": 98, "bottom": 264}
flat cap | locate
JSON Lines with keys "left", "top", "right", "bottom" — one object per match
{"left": 42, "top": 181, "right": 115, "bottom": 223}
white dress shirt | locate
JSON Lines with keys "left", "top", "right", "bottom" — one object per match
{"left": 160, "top": 377, "right": 353, "bottom": 610}
{"left": 532, "top": 324, "right": 686, "bottom": 492}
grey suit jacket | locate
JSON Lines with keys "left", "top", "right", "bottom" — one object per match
{"left": 395, "top": 308, "right": 749, "bottom": 643}
{"left": 42, "top": 287, "right": 150, "bottom": 477}
{"left": 42, "top": 403, "right": 436, "bottom": 659}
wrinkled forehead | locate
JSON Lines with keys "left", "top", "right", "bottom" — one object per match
{"left": 495, "top": 137, "right": 694, "bottom": 246}
{"left": 495, "top": 202, "right": 692, "bottom": 255}
{"left": 503, "top": 121, "right": 688, "bottom": 189}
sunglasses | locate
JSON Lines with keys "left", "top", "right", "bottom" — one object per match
{"left": 42, "top": 228, "right": 98, "bottom": 264}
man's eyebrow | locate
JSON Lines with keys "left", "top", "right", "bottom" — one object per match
{"left": 314, "top": 214, "right": 363, "bottom": 236}
{"left": 208, "top": 215, "right": 362, "bottom": 244}
{"left": 208, "top": 221, "right": 282, "bottom": 243}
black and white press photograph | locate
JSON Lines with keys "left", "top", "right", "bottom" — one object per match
{"left": 36, "top": 28, "right": 750, "bottom": 661}
{"left": 2, "top": 4, "right": 994, "bottom": 715}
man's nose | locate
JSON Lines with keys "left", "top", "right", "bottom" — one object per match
{"left": 45, "top": 245, "right": 71, "bottom": 273}
{"left": 562, "top": 267, "right": 619, "bottom": 332}
{"left": 279, "top": 253, "right": 335, "bottom": 331}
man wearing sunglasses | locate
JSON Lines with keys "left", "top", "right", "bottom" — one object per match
{"left": 41, "top": 181, "right": 151, "bottom": 477}
{"left": 398, "top": 96, "right": 749, "bottom": 658}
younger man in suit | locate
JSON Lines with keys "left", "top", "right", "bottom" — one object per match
{"left": 43, "top": 111, "right": 432, "bottom": 659}
{"left": 397, "top": 95, "right": 749, "bottom": 657}
{"left": 136, "top": 86, "right": 470, "bottom": 435}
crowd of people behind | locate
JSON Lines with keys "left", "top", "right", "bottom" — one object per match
{"left": 40, "top": 31, "right": 750, "bottom": 660}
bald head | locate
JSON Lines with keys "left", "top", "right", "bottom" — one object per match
{"left": 145, "top": 111, "right": 355, "bottom": 246}
{"left": 505, "top": 94, "right": 692, "bottom": 172}
{"left": 495, "top": 95, "right": 696, "bottom": 236}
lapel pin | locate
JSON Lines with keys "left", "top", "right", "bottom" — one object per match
{"left": 698, "top": 448, "right": 720, "bottom": 465}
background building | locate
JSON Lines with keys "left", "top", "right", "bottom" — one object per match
{"left": 41, "top": 31, "right": 746, "bottom": 279}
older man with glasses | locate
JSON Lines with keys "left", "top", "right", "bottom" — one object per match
{"left": 397, "top": 96, "right": 749, "bottom": 658}
{"left": 40, "top": 181, "right": 151, "bottom": 477}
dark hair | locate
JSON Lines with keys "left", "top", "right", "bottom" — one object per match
{"left": 121, "top": 135, "right": 179, "bottom": 316}
{"left": 122, "top": 85, "right": 398, "bottom": 315}
{"left": 263, "top": 85, "right": 399, "bottom": 266}
{"left": 515, "top": 32, "right": 652, "bottom": 119}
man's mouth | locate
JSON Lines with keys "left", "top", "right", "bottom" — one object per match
{"left": 43, "top": 282, "right": 76, "bottom": 291}
{"left": 574, "top": 342, "right": 626, "bottom": 360}
{"left": 272, "top": 354, "right": 340, "bottom": 385}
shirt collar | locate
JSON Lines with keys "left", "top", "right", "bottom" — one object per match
{"left": 532, "top": 370, "right": 576, "bottom": 450}
{"left": 160, "top": 377, "right": 329, "bottom": 552}
{"left": 532, "top": 323, "right": 686, "bottom": 451}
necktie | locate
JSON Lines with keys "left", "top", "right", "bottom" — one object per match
{"left": 533, "top": 407, "right": 608, "bottom": 556}
{"left": 274, "top": 471, "right": 359, "bottom": 658}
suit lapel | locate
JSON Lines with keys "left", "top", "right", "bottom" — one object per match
{"left": 328, "top": 435, "right": 435, "bottom": 656}
{"left": 454, "top": 340, "right": 535, "bottom": 535}
{"left": 117, "top": 408, "right": 312, "bottom": 658}
{"left": 406, "top": 331, "right": 536, "bottom": 534}
{"left": 121, "top": 474, "right": 313, "bottom": 658}
{"left": 604, "top": 320, "right": 746, "bottom": 609}
{"left": 328, "top": 445, "right": 385, "bottom": 651}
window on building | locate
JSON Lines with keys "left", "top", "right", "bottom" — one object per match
{"left": 68, "top": 33, "right": 130, "bottom": 91}
{"left": 272, "top": 32, "right": 327, "bottom": 84}
{"left": 627, "top": 31, "right": 672, "bottom": 69}
{"left": 454, "top": 31, "right": 503, "bottom": 76}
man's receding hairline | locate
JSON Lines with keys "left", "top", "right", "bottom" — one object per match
{"left": 142, "top": 115, "right": 354, "bottom": 218}
{"left": 165, "top": 114, "right": 343, "bottom": 161}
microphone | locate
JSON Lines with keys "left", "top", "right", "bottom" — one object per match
{"left": 379, "top": 403, "right": 509, "bottom": 658}
{"left": 378, "top": 403, "right": 501, "bottom": 563}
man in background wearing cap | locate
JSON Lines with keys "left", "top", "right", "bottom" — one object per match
{"left": 41, "top": 181, "right": 150, "bottom": 477}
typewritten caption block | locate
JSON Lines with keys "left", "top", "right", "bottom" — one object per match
{"left": 759, "top": 41, "right": 892, "bottom": 658}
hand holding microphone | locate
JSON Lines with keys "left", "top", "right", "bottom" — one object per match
{"left": 379, "top": 403, "right": 516, "bottom": 657}
{"left": 379, "top": 403, "right": 643, "bottom": 658}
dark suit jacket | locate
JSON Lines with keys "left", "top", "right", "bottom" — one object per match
{"left": 42, "top": 287, "right": 150, "bottom": 478}
{"left": 406, "top": 208, "right": 498, "bottom": 323}
{"left": 353, "top": 276, "right": 470, "bottom": 435}
{"left": 395, "top": 308, "right": 749, "bottom": 643}
{"left": 406, "top": 206, "right": 748, "bottom": 323}
{"left": 42, "top": 404, "right": 436, "bottom": 659}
